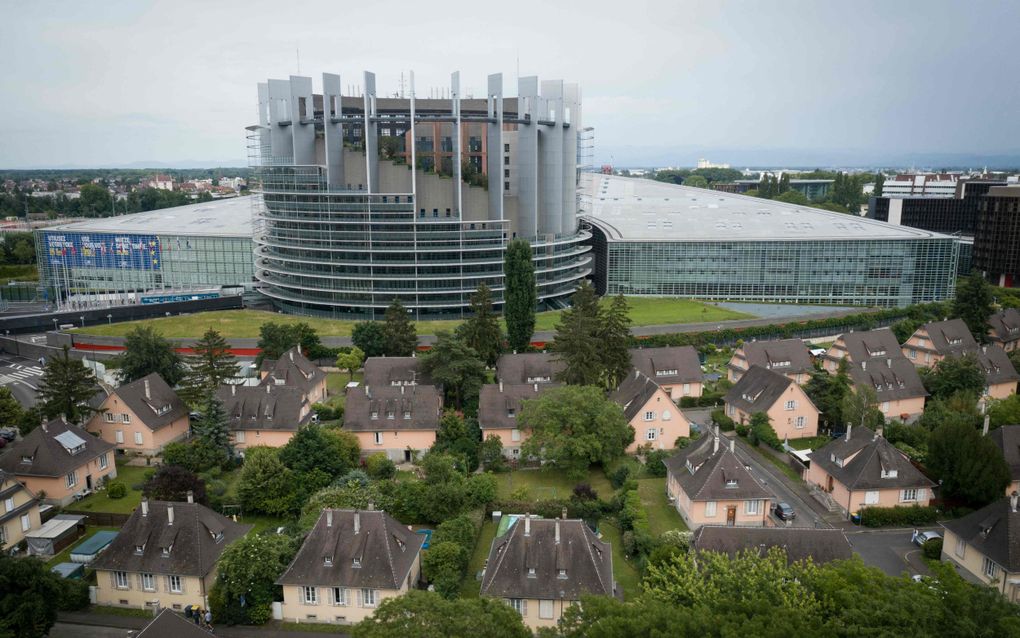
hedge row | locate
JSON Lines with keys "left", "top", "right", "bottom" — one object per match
{"left": 859, "top": 504, "right": 939, "bottom": 527}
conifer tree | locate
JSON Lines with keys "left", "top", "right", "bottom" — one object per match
{"left": 599, "top": 294, "right": 632, "bottom": 389}
{"left": 504, "top": 239, "right": 536, "bottom": 353}
{"left": 179, "top": 328, "right": 237, "bottom": 406}
{"left": 193, "top": 394, "right": 232, "bottom": 455}
{"left": 553, "top": 281, "right": 604, "bottom": 386}
{"left": 460, "top": 283, "right": 502, "bottom": 367}
{"left": 383, "top": 298, "right": 418, "bottom": 356}
{"left": 37, "top": 346, "right": 97, "bottom": 423}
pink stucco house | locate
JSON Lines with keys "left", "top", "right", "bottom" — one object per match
{"left": 611, "top": 370, "right": 691, "bottom": 453}
{"left": 902, "top": 319, "right": 1019, "bottom": 400}
{"left": 822, "top": 328, "right": 902, "bottom": 374}
{"left": 628, "top": 346, "right": 703, "bottom": 401}
{"left": 728, "top": 339, "right": 814, "bottom": 385}
{"left": 87, "top": 373, "right": 190, "bottom": 456}
{"left": 723, "top": 365, "right": 819, "bottom": 441}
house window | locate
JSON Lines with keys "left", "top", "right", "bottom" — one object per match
{"left": 644, "top": 411, "right": 655, "bottom": 421}
{"left": 508, "top": 598, "right": 526, "bottom": 615}
{"left": 795, "top": 416, "right": 806, "bottom": 429}
{"left": 121, "top": 414, "right": 130, "bottom": 423}
{"left": 332, "top": 587, "right": 348, "bottom": 606}
{"left": 403, "top": 411, "right": 411, "bottom": 420}
{"left": 99, "top": 453, "right": 108, "bottom": 470}
{"left": 646, "top": 428, "right": 657, "bottom": 441}
{"left": 785, "top": 400, "right": 796, "bottom": 410}
{"left": 908, "top": 349, "right": 916, "bottom": 360}
{"left": 539, "top": 599, "right": 554, "bottom": 619}
{"left": 682, "top": 383, "right": 690, "bottom": 395}
{"left": 511, "top": 429, "right": 521, "bottom": 442}
{"left": 527, "top": 567, "right": 536, "bottom": 578}
{"left": 4, "top": 498, "right": 13, "bottom": 512}
{"left": 983, "top": 557, "right": 1000, "bottom": 579}
{"left": 65, "top": 471, "right": 78, "bottom": 489}
{"left": 114, "top": 571, "right": 129, "bottom": 589}
{"left": 727, "top": 404, "right": 734, "bottom": 417}
{"left": 236, "top": 431, "right": 246, "bottom": 443}
{"left": 745, "top": 500, "right": 760, "bottom": 515}
{"left": 115, "top": 430, "right": 124, "bottom": 443}
{"left": 705, "top": 501, "right": 717, "bottom": 517}
{"left": 104, "top": 413, "right": 115, "bottom": 423}
{"left": 20, "top": 514, "right": 30, "bottom": 532}
{"left": 901, "top": 489, "right": 918, "bottom": 502}
{"left": 374, "top": 432, "right": 383, "bottom": 445}
{"left": 558, "top": 569, "right": 567, "bottom": 579}
{"left": 361, "top": 588, "right": 377, "bottom": 607}
{"left": 303, "top": 586, "right": 318, "bottom": 604}
{"left": 865, "top": 491, "right": 879, "bottom": 505}
{"left": 142, "top": 573, "right": 156, "bottom": 591}
{"left": 955, "top": 538, "right": 966, "bottom": 558}
{"left": 371, "top": 411, "right": 378, "bottom": 420}
{"left": 880, "top": 401, "right": 889, "bottom": 412}
{"left": 386, "top": 410, "right": 394, "bottom": 420}
{"left": 134, "top": 432, "right": 143, "bottom": 445}
{"left": 0, "top": 527, "right": 5, "bottom": 545}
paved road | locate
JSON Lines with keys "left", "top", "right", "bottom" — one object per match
{"left": 50, "top": 623, "right": 133, "bottom": 637}
{"left": 846, "top": 528, "right": 937, "bottom": 578}
{"left": 0, "top": 352, "right": 45, "bottom": 407}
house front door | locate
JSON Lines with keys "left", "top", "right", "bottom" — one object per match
{"left": 726, "top": 506, "right": 736, "bottom": 526}
{"left": 826, "top": 476, "right": 834, "bottom": 493}
{"left": 86, "top": 475, "right": 93, "bottom": 491}
{"left": 404, "top": 449, "right": 412, "bottom": 463}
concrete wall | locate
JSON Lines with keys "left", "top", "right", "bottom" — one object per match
{"left": 661, "top": 381, "right": 703, "bottom": 401}
{"left": 233, "top": 429, "right": 296, "bottom": 450}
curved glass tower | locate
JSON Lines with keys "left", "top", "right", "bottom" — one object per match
{"left": 249, "top": 71, "right": 591, "bottom": 319}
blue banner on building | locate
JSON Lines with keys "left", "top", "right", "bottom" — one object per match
{"left": 44, "top": 232, "right": 161, "bottom": 271}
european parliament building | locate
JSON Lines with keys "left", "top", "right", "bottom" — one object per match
{"left": 582, "top": 175, "right": 958, "bottom": 308}
{"left": 249, "top": 71, "right": 592, "bottom": 318}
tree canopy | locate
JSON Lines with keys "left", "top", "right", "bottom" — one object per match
{"left": 116, "top": 326, "right": 185, "bottom": 386}
{"left": 352, "top": 591, "right": 531, "bottom": 638}
{"left": 352, "top": 321, "right": 387, "bottom": 358}
{"left": 37, "top": 346, "right": 97, "bottom": 423}
{"left": 0, "top": 553, "right": 89, "bottom": 638}
{"left": 419, "top": 331, "right": 486, "bottom": 409}
{"left": 142, "top": 465, "right": 207, "bottom": 505}
{"left": 179, "top": 328, "right": 237, "bottom": 406}
{"left": 382, "top": 299, "right": 418, "bottom": 356}
{"left": 211, "top": 532, "right": 299, "bottom": 626}
{"left": 459, "top": 283, "right": 503, "bottom": 367}
{"left": 927, "top": 419, "right": 1010, "bottom": 508}
{"left": 921, "top": 355, "right": 986, "bottom": 400}
{"left": 504, "top": 238, "right": 536, "bottom": 353}
{"left": 953, "top": 271, "right": 994, "bottom": 343}
{"left": 336, "top": 346, "right": 365, "bottom": 381}
{"left": 256, "top": 321, "right": 323, "bottom": 364}
{"left": 237, "top": 446, "right": 298, "bottom": 517}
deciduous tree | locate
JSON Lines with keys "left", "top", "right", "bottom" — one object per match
{"left": 419, "top": 332, "right": 486, "bottom": 409}
{"left": 504, "top": 239, "right": 536, "bottom": 353}
{"left": 115, "top": 326, "right": 185, "bottom": 386}
{"left": 211, "top": 532, "right": 299, "bottom": 626}
{"left": 336, "top": 346, "right": 365, "bottom": 381}
{"left": 237, "top": 446, "right": 298, "bottom": 517}
{"left": 257, "top": 321, "right": 323, "bottom": 364}
{"left": 352, "top": 321, "right": 387, "bottom": 358}
{"left": 352, "top": 591, "right": 531, "bottom": 638}
{"left": 921, "top": 355, "right": 986, "bottom": 400}
{"left": 142, "top": 465, "right": 207, "bottom": 504}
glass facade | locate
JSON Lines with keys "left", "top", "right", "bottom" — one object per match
{"left": 595, "top": 231, "right": 958, "bottom": 307}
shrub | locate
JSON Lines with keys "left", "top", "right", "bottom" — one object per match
{"left": 644, "top": 450, "right": 671, "bottom": 477}
{"left": 859, "top": 505, "right": 939, "bottom": 528}
{"left": 573, "top": 483, "right": 598, "bottom": 501}
{"left": 335, "top": 469, "right": 370, "bottom": 488}
{"left": 421, "top": 541, "right": 469, "bottom": 599}
{"left": 510, "top": 486, "right": 531, "bottom": 501}
{"left": 365, "top": 453, "right": 396, "bottom": 480}
{"left": 465, "top": 473, "right": 498, "bottom": 508}
{"left": 749, "top": 414, "right": 782, "bottom": 451}
{"left": 923, "top": 538, "right": 943, "bottom": 561}
{"left": 610, "top": 464, "right": 633, "bottom": 489}
{"left": 735, "top": 424, "right": 750, "bottom": 437}
{"left": 433, "top": 514, "right": 479, "bottom": 549}
{"left": 674, "top": 436, "right": 691, "bottom": 449}
{"left": 711, "top": 409, "right": 735, "bottom": 432}
{"left": 106, "top": 481, "right": 127, "bottom": 499}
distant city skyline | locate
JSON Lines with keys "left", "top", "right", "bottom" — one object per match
{"left": 1, "top": 0, "right": 1018, "bottom": 169}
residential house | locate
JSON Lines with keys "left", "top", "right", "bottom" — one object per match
{"left": 0, "top": 471, "right": 42, "bottom": 550}
{"left": 480, "top": 513, "right": 616, "bottom": 631}
{"left": 846, "top": 358, "right": 928, "bottom": 421}
{"left": 728, "top": 339, "right": 814, "bottom": 385}
{"left": 723, "top": 365, "right": 819, "bottom": 441}
{"left": 822, "top": 328, "right": 902, "bottom": 373}
{"left": 629, "top": 346, "right": 703, "bottom": 400}
{"left": 692, "top": 526, "right": 853, "bottom": 564}
{"left": 941, "top": 495, "right": 1020, "bottom": 603}
{"left": 990, "top": 425, "right": 1020, "bottom": 496}
{"left": 260, "top": 346, "right": 328, "bottom": 404}
{"left": 0, "top": 419, "right": 116, "bottom": 506}
{"left": 362, "top": 356, "right": 434, "bottom": 388}
{"left": 87, "top": 374, "right": 189, "bottom": 456}
{"left": 663, "top": 430, "right": 772, "bottom": 529}
{"left": 344, "top": 383, "right": 442, "bottom": 462}
{"left": 277, "top": 509, "right": 423, "bottom": 625}
{"left": 989, "top": 308, "right": 1020, "bottom": 352}
{"left": 495, "top": 352, "right": 564, "bottom": 386}
{"left": 610, "top": 370, "right": 691, "bottom": 453}
{"left": 216, "top": 384, "right": 312, "bottom": 450}
{"left": 902, "top": 319, "right": 1019, "bottom": 398}
{"left": 807, "top": 425, "right": 935, "bottom": 518}
{"left": 91, "top": 495, "right": 250, "bottom": 611}
{"left": 478, "top": 381, "right": 557, "bottom": 459}
{"left": 133, "top": 608, "right": 215, "bottom": 638}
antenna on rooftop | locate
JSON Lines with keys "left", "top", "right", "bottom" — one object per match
{"left": 296, "top": 47, "right": 301, "bottom": 74}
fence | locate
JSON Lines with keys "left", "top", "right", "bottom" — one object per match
{"left": 61, "top": 510, "right": 132, "bottom": 527}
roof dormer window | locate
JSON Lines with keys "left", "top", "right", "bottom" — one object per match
{"left": 725, "top": 479, "right": 738, "bottom": 488}
{"left": 881, "top": 469, "right": 898, "bottom": 479}
{"left": 371, "top": 411, "right": 378, "bottom": 420}
{"left": 213, "top": 532, "right": 224, "bottom": 543}
{"left": 324, "top": 555, "right": 333, "bottom": 566}
{"left": 686, "top": 459, "right": 695, "bottom": 474}
{"left": 655, "top": 369, "right": 678, "bottom": 377}
{"left": 20, "top": 455, "right": 32, "bottom": 463}
{"left": 386, "top": 410, "right": 394, "bottom": 420}
{"left": 161, "top": 546, "right": 171, "bottom": 557}
{"left": 507, "top": 407, "right": 516, "bottom": 418}
{"left": 352, "top": 558, "right": 361, "bottom": 569}
{"left": 769, "top": 360, "right": 790, "bottom": 368}
{"left": 274, "top": 377, "right": 285, "bottom": 385}
{"left": 527, "top": 567, "right": 536, "bottom": 578}
{"left": 134, "top": 544, "right": 145, "bottom": 555}
{"left": 558, "top": 569, "right": 567, "bottom": 579}
{"left": 403, "top": 411, "right": 411, "bottom": 420}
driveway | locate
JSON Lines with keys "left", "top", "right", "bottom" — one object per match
{"left": 846, "top": 527, "right": 937, "bottom": 577}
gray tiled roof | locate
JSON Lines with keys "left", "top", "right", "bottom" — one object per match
{"left": 215, "top": 384, "right": 311, "bottom": 432}
{"left": 942, "top": 498, "right": 1020, "bottom": 572}
{"left": 495, "top": 353, "right": 564, "bottom": 385}
{"left": 662, "top": 432, "right": 771, "bottom": 501}
{"left": 480, "top": 517, "right": 614, "bottom": 600}
{"left": 0, "top": 471, "right": 38, "bottom": 527}
{"left": 136, "top": 609, "right": 213, "bottom": 638}
{"left": 723, "top": 365, "right": 798, "bottom": 414}
{"left": 478, "top": 382, "right": 560, "bottom": 431}
{"left": 918, "top": 318, "right": 979, "bottom": 356}
{"left": 110, "top": 374, "right": 189, "bottom": 431}
{"left": 808, "top": 426, "right": 935, "bottom": 491}
{"left": 831, "top": 328, "right": 902, "bottom": 364}
{"left": 343, "top": 384, "right": 442, "bottom": 432}
{"left": 91, "top": 500, "right": 250, "bottom": 578}
{"left": 989, "top": 308, "right": 1020, "bottom": 346}
{"left": 737, "top": 339, "right": 814, "bottom": 375}
{"left": 847, "top": 358, "right": 927, "bottom": 403}
{"left": 260, "top": 347, "right": 326, "bottom": 397}
{"left": 610, "top": 371, "right": 665, "bottom": 422}
{"left": 628, "top": 346, "right": 702, "bottom": 385}
{"left": 973, "top": 344, "right": 1020, "bottom": 386}
{"left": 693, "top": 526, "right": 852, "bottom": 564}
{"left": 990, "top": 425, "right": 1020, "bottom": 482}
{"left": 0, "top": 418, "right": 114, "bottom": 479}
{"left": 277, "top": 509, "right": 422, "bottom": 589}
{"left": 363, "top": 357, "right": 433, "bottom": 388}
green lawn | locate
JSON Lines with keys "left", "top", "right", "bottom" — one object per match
{"left": 599, "top": 522, "right": 641, "bottom": 599}
{"left": 45, "top": 525, "right": 121, "bottom": 568}
{"left": 71, "top": 298, "right": 753, "bottom": 339}
{"left": 460, "top": 518, "right": 499, "bottom": 598}
{"left": 636, "top": 478, "right": 687, "bottom": 536}
{"left": 72, "top": 462, "right": 152, "bottom": 514}
{"left": 494, "top": 467, "right": 613, "bottom": 501}
{"left": 788, "top": 436, "right": 831, "bottom": 451}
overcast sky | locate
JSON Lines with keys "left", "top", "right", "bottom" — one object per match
{"left": 2, "top": 0, "right": 1018, "bottom": 168}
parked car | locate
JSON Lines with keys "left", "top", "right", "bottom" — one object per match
{"left": 911, "top": 529, "right": 941, "bottom": 547}
{"left": 774, "top": 502, "right": 796, "bottom": 521}
{"left": 0, "top": 427, "right": 17, "bottom": 442}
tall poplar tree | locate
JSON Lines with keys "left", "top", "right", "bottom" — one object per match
{"left": 952, "top": 270, "right": 993, "bottom": 343}
{"left": 600, "top": 294, "right": 632, "bottom": 389}
{"left": 552, "top": 281, "right": 604, "bottom": 386}
{"left": 504, "top": 239, "right": 536, "bottom": 353}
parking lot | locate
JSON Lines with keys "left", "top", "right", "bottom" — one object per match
{"left": 846, "top": 527, "right": 938, "bottom": 578}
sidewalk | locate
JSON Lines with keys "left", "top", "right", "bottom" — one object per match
{"left": 58, "top": 611, "right": 351, "bottom": 637}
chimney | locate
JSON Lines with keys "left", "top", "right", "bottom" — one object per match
{"left": 982, "top": 345, "right": 987, "bottom": 354}
{"left": 231, "top": 384, "right": 236, "bottom": 396}
{"left": 983, "top": 414, "right": 990, "bottom": 436}
{"left": 875, "top": 426, "right": 883, "bottom": 440}
{"left": 886, "top": 358, "right": 891, "bottom": 368}
{"left": 401, "top": 384, "right": 405, "bottom": 395}
{"left": 635, "top": 369, "right": 640, "bottom": 379}
{"left": 555, "top": 519, "right": 561, "bottom": 545}
{"left": 42, "top": 421, "right": 49, "bottom": 433}
{"left": 1011, "top": 492, "right": 1019, "bottom": 513}
{"left": 862, "top": 361, "right": 867, "bottom": 370}
{"left": 524, "top": 513, "right": 531, "bottom": 536}
{"left": 289, "top": 350, "right": 294, "bottom": 362}
{"left": 144, "top": 378, "right": 151, "bottom": 400}
{"left": 730, "top": 438, "right": 735, "bottom": 453}
{"left": 186, "top": 490, "right": 194, "bottom": 504}
{"left": 167, "top": 504, "right": 174, "bottom": 526}
{"left": 534, "top": 383, "right": 538, "bottom": 392}
{"left": 713, "top": 434, "right": 719, "bottom": 454}
{"left": 368, "top": 501, "right": 375, "bottom": 511}
{"left": 354, "top": 511, "right": 361, "bottom": 535}
{"left": 845, "top": 424, "right": 852, "bottom": 442}
{"left": 326, "top": 510, "right": 333, "bottom": 527}
{"left": 141, "top": 498, "right": 149, "bottom": 517}
{"left": 499, "top": 380, "right": 504, "bottom": 393}
{"left": 366, "top": 385, "right": 371, "bottom": 399}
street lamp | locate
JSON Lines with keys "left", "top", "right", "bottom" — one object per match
{"left": 79, "top": 315, "right": 85, "bottom": 328}
{"left": 107, "top": 314, "right": 112, "bottom": 325}
{"left": 51, "top": 318, "right": 58, "bottom": 331}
